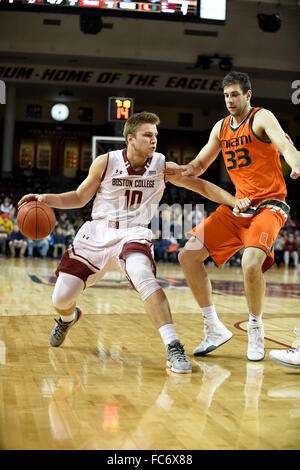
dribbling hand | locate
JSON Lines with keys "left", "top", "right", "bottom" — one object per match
{"left": 17, "top": 194, "right": 46, "bottom": 209}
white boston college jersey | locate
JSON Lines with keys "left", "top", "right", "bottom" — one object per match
{"left": 91, "top": 149, "right": 166, "bottom": 227}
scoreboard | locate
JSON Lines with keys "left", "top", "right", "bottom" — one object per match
{"left": 108, "top": 97, "right": 134, "bottom": 122}
{"left": 0, "top": 0, "right": 226, "bottom": 23}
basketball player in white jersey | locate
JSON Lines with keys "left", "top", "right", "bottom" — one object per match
{"left": 18, "top": 111, "right": 250, "bottom": 374}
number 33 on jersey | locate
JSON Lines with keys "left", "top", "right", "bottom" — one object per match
{"left": 220, "top": 107, "right": 286, "bottom": 205}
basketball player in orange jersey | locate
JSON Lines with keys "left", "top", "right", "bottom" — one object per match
{"left": 165, "top": 72, "right": 300, "bottom": 362}
{"left": 18, "top": 111, "right": 250, "bottom": 374}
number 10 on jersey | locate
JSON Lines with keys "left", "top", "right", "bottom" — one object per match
{"left": 125, "top": 190, "right": 143, "bottom": 208}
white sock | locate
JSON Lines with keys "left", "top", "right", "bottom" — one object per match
{"left": 201, "top": 305, "right": 219, "bottom": 324}
{"left": 249, "top": 312, "right": 263, "bottom": 325}
{"left": 60, "top": 312, "right": 75, "bottom": 323}
{"left": 158, "top": 324, "right": 179, "bottom": 346}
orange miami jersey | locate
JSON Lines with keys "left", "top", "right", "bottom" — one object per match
{"left": 189, "top": 107, "right": 289, "bottom": 271}
{"left": 219, "top": 107, "right": 287, "bottom": 205}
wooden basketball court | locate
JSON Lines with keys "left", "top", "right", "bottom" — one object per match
{"left": 0, "top": 257, "right": 299, "bottom": 450}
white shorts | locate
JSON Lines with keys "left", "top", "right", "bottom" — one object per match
{"left": 55, "top": 220, "right": 155, "bottom": 288}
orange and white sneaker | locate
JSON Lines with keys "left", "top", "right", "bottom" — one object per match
{"left": 166, "top": 340, "right": 192, "bottom": 374}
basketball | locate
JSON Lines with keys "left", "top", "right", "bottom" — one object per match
{"left": 17, "top": 200, "right": 56, "bottom": 240}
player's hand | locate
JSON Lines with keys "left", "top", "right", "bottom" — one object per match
{"left": 290, "top": 166, "right": 300, "bottom": 179}
{"left": 232, "top": 197, "right": 251, "bottom": 214}
{"left": 181, "top": 164, "right": 203, "bottom": 177}
{"left": 17, "top": 193, "right": 46, "bottom": 209}
{"left": 164, "top": 164, "right": 188, "bottom": 177}
{"left": 164, "top": 162, "right": 202, "bottom": 177}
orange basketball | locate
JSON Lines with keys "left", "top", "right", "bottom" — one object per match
{"left": 17, "top": 201, "right": 56, "bottom": 240}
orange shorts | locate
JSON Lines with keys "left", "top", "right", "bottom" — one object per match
{"left": 189, "top": 204, "right": 286, "bottom": 272}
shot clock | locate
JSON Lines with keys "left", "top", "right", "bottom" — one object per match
{"left": 108, "top": 97, "right": 134, "bottom": 122}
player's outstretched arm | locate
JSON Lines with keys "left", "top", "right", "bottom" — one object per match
{"left": 257, "top": 110, "right": 300, "bottom": 179}
{"left": 18, "top": 154, "right": 108, "bottom": 209}
{"left": 164, "top": 121, "right": 222, "bottom": 178}
{"left": 166, "top": 163, "right": 250, "bottom": 209}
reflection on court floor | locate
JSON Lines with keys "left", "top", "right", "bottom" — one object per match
{"left": 0, "top": 258, "right": 299, "bottom": 450}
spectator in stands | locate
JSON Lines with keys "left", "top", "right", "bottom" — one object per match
{"left": 155, "top": 238, "right": 173, "bottom": 262}
{"left": 153, "top": 228, "right": 179, "bottom": 263}
{"left": 57, "top": 212, "right": 73, "bottom": 231}
{"left": 8, "top": 225, "right": 28, "bottom": 258}
{"left": 27, "top": 237, "right": 50, "bottom": 259}
{"left": 0, "top": 225, "right": 8, "bottom": 256}
{"left": 74, "top": 216, "right": 84, "bottom": 231}
{"left": 284, "top": 233, "right": 299, "bottom": 268}
{"left": 0, "top": 197, "right": 13, "bottom": 215}
{"left": 53, "top": 226, "right": 66, "bottom": 259}
{"left": 65, "top": 227, "right": 76, "bottom": 248}
{"left": 166, "top": 236, "right": 179, "bottom": 263}
{"left": 228, "top": 249, "right": 243, "bottom": 267}
{"left": 0, "top": 213, "right": 13, "bottom": 235}
{"left": 153, "top": 229, "right": 169, "bottom": 262}
{"left": 274, "top": 231, "right": 285, "bottom": 267}
{"left": 295, "top": 229, "right": 300, "bottom": 266}
{"left": 284, "top": 214, "right": 297, "bottom": 232}
{"left": 189, "top": 204, "right": 205, "bottom": 227}
{"left": 9, "top": 206, "right": 17, "bottom": 225}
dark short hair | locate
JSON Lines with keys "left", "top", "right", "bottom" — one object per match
{"left": 123, "top": 111, "right": 160, "bottom": 143}
{"left": 222, "top": 71, "right": 252, "bottom": 94}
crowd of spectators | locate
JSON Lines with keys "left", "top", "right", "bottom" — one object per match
{"left": 273, "top": 214, "right": 300, "bottom": 268}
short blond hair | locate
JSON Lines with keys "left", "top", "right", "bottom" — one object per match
{"left": 123, "top": 111, "right": 160, "bottom": 143}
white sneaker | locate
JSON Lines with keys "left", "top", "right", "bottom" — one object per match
{"left": 269, "top": 348, "right": 300, "bottom": 369}
{"left": 292, "top": 327, "right": 300, "bottom": 349}
{"left": 247, "top": 323, "right": 265, "bottom": 361}
{"left": 193, "top": 322, "right": 232, "bottom": 356}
